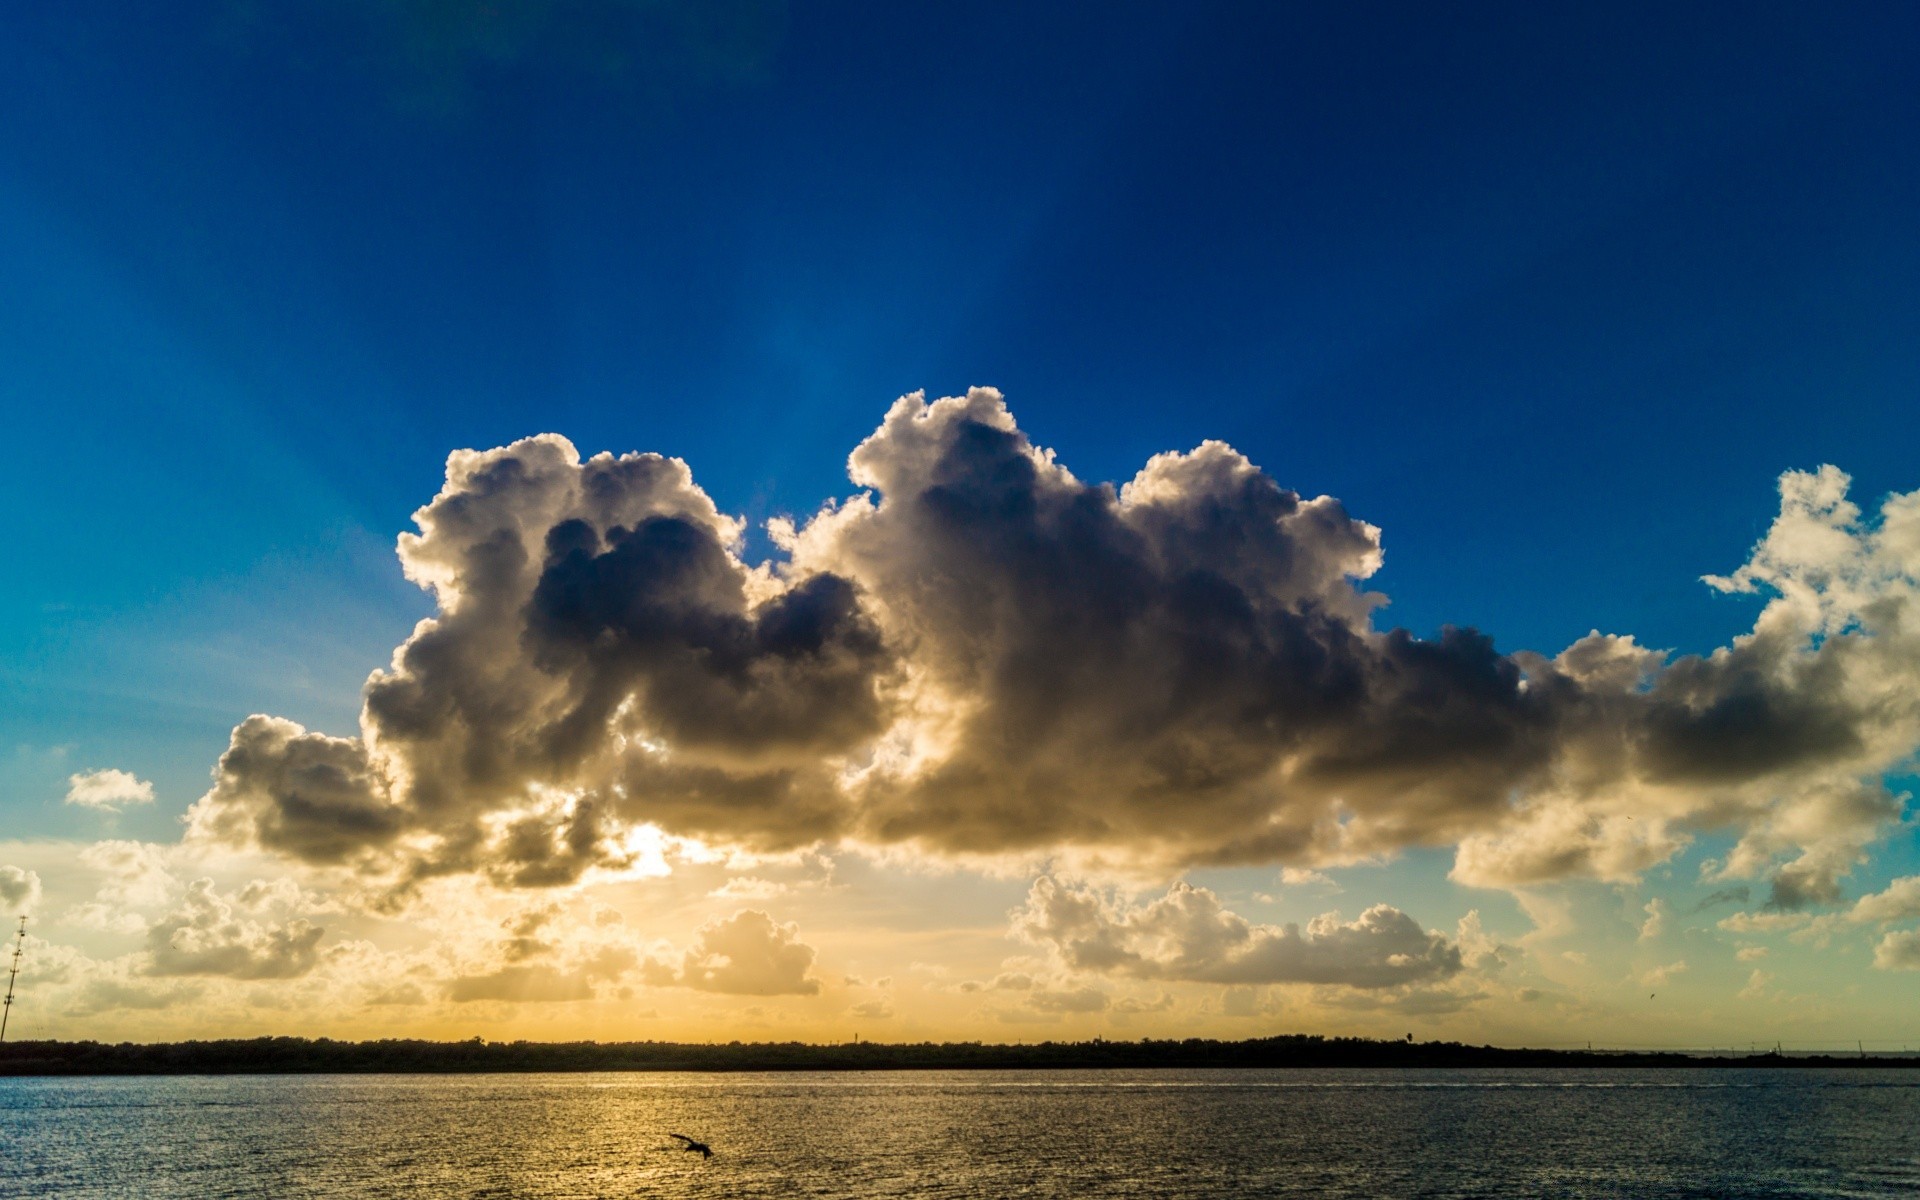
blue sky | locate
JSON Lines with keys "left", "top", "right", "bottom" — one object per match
{"left": 3, "top": 3, "right": 1919, "bottom": 1042}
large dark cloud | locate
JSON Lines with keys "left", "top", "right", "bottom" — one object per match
{"left": 187, "top": 391, "right": 1920, "bottom": 902}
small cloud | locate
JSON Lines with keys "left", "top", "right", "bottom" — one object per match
{"left": 710, "top": 876, "right": 788, "bottom": 901}
{"left": 1717, "top": 911, "right": 1812, "bottom": 934}
{"left": 0, "top": 866, "right": 41, "bottom": 915}
{"left": 1738, "top": 969, "right": 1773, "bottom": 1000}
{"left": 1873, "top": 929, "right": 1920, "bottom": 971}
{"left": 850, "top": 999, "right": 894, "bottom": 1019}
{"left": 446, "top": 967, "right": 595, "bottom": 1003}
{"left": 957, "top": 971, "right": 1036, "bottom": 994}
{"left": 1638, "top": 898, "right": 1669, "bottom": 941}
{"left": 1639, "top": 960, "right": 1688, "bottom": 988}
{"left": 1024, "top": 985, "right": 1110, "bottom": 1014}
{"left": 1113, "top": 992, "right": 1175, "bottom": 1015}
{"left": 1689, "top": 887, "right": 1751, "bottom": 913}
{"left": 65, "top": 769, "right": 155, "bottom": 812}
{"left": 1848, "top": 876, "right": 1920, "bottom": 926}
{"left": 1736, "top": 946, "right": 1769, "bottom": 962}
{"left": 1278, "top": 867, "right": 1338, "bottom": 889}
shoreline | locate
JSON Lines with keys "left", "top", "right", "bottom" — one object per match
{"left": 5, "top": 1035, "right": 1917, "bottom": 1076}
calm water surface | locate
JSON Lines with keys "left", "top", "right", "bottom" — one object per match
{"left": 3, "top": 1068, "right": 1917, "bottom": 1198}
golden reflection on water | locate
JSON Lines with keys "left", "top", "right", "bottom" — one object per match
{"left": 4, "top": 1069, "right": 1920, "bottom": 1198}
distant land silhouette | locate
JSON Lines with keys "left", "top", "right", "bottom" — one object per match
{"left": 2, "top": 1036, "right": 1915, "bottom": 1076}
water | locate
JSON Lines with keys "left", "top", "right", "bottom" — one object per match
{"left": 3, "top": 1069, "right": 1918, "bottom": 1198}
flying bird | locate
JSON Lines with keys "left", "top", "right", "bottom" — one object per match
{"left": 669, "top": 1134, "right": 714, "bottom": 1159}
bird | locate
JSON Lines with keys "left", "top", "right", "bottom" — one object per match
{"left": 668, "top": 1134, "right": 714, "bottom": 1160}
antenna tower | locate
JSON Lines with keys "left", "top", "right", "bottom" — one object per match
{"left": 0, "top": 917, "right": 24, "bottom": 1043}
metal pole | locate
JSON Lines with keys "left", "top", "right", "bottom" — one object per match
{"left": 0, "top": 917, "right": 25, "bottom": 1043}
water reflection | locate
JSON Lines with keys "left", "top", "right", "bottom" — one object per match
{"left": 3, "top": 1069, "right": 1918, "bottom": 1198}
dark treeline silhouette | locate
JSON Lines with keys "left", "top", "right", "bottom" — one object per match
{"left": 1, "top": 1035, "right": 1914, "bottom": 1076}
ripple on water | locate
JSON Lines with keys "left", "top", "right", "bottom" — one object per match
{"left": 2, "top": 1068, "right": 1917, "bottom": 1199}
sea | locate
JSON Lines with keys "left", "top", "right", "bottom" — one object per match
{"left": 3, "top": 1068, "right": 1917, "bottom": 1198}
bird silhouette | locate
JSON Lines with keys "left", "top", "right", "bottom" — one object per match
{"left": 669, "top": 1134, "right": 714, "bottom": 1159}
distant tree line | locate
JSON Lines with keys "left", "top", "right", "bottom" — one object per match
{"left": 1, "top": 1035, "right": 1913, "bottom": 1076}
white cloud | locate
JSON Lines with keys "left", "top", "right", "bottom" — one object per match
{"left": 1873, "top": 929, "right": 1920, "bottom": 971}
{"left": 1848, "top": 875, "right": 1920, "bottom": 925}
{"left": 64, "top": 769, "right": 155, "bottom": 812}
{"left": 1011, "top": 876, "right": 1463, "bottom": 989}
{"left": 0, "top": 866, "right": 41, "bottom": 915}
{"left": 143, "top": 879, "right": 325, "bottom": 980}
{"left": 1639, "top": 897, "right": 1670, "bottom": 941}
{"left": 1639, "top": 960, "right": 1688, "bottom": 988}
{"left": 709, "top": 876, "right": 788, "bottom": 901}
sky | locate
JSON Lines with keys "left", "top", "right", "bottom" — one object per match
{"left": 2, "top": 1, "right": 1919, "bottom": 1048}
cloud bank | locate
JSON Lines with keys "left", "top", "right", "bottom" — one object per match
{"left": 1012, "top": 877, "right": 1462, "bottom": 988}
{"left": 185, "top": 389, "right": 1920, "bottom": 906}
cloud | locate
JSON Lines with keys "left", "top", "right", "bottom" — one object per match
{"left": 956, "top": 971, "right": 1036, "bottom": 994}
{"left": 710, "top": 876, "right": 788, "bottom": 901}
{"left": 1873, "top": 929, "right": 1920, "bottom": 971}
{"left": 143, "top": 879, "right": 325, "bottom": 980}
{"left": 77, "top": 840, "right": 178, "bottom": 907}
{"left": 1639, "top": 960, "right": 1688, "bottom": 988}
{"left": 849, "top": 998, "right": 894, "bottom": 1019}
{"left": 188, "top": 435, "right": 889, "bottom": 891}
{"left": 366, "top": 982, "right": 428, "bottom": 1006}
{"left": 0, "top": 866, "right": 41, "bottom": 915}
{"left": 1011, "top": 876, "right": 1462, "bottom": 989}
{"left": 179, "top": 391, "right": 1920, "bottom": 901}
{"left": 1848, "top": 876, "right": 1920, "bottom": 925}
{"left": 1639, "top": 898, "right": 1669, "bottom": 941}
{"left": 643, "top": 909, "right": 820, "bottom": 996}
{"left": 1022, "top": 984, "right": 1111, "bottom": 1014}
{"left": 1278, "top": 867, "right": 1338, "bottom": 888}
{"left": 445, "top": 966, "right": 596, "bottom": 1004}
{"left": 64, "top": 769, "right": 155, "bottom": 811}
{"left": 1690, "top": 887, "right": 1751, "bottom": 913}
{"left": 443, "top": 908, "right": 639, "bottom": 1003}
{"left": 1113, "top": 992, "right": 1176, "bottom": 1015}
{"left": 70, "top": 977, "right": 204, "bottom": 1016}
{"left": 1717, "top": 910, "right": 1812, "bottom": 934}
